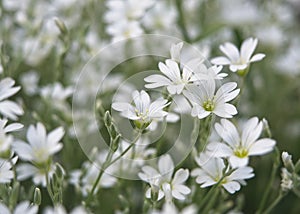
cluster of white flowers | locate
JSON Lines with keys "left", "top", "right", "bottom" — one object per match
{"left": 104, "top": 0, "right": 155, "bottom": 42}
{"left": 1, "top": 0, "right": 300, "bottom": 213}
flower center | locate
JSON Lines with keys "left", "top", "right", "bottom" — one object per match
{"left": 234, "top": 147, "right": 248, "bottom": 158}
{"left": 135, "top": 109, "right": 149, "bottom": 121}
{"left": 203, "top": 100, "right": 214, "bottom": 111}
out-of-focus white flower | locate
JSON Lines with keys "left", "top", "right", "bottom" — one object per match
{"left": 208, "top": 117, "right": 276, "bottom": 168}
{"left": 151, "top": 203, "right": 197, "bottom": 214}
{"left": 0, "top": 200, "right": 38, "bottom": 214}
{"left": 0, "top": 78, "right": 23, "bottom": 120}
{"left": 112, "top": 90, "right": 169, "bottom": 129}
{"left": 106, "top": 20, "right": 143, "bottom": 42}
{"left": 191, "top": 153, "right": 254, "bottom": 194}
{"left": 0, "top": 159, "right": 14, "bottom": 183}
{"left": 255, "top": 25, "right": 284, "bottom": 48}
{"left": 22, "top": 19, "right": 60, "bottom": 66}
{"left": 0, "top": 118, "right": 23, "bottom": 157}
{"left": 183, "top": 80, "right": 239, "bottom": 119}
{"left": 211, "top": 38, "right": 265, "bottom": 72}
{"left": 104, "top": 0, "right": 155, "bottom": 23}
{"left": 70, "top": 151, "right": 117, "bottom": 196}
{"left": 138, "top": 154, "right": 191, "bottom": 202}
{"left": 40, "top": 82, "right": 73, "bottom": 111}
{"left": 13, "top": 123, "right": 64, "bottom": 165}
{"left": 20, "top": 71, "right": 39, "bottom": 96}
{"left": 281, "top": 168, "right": 293, "bottom": 192}
{"left": 44, "top": 205, "right": 87, "bottom": 214}
{"left": 142, "top": 1, "right": 177, "bottom": 34}
{"left": 17, "top": 163, "right": 56, "bottom": 187}
{"left": 170, "top": 42, "right": 184, "bottom": 63}
{"left": 219, "top": 0, "right": 261, "bottom": 25}
{"left": 276, "top": 40, "right": 300, "bottom": 76}
{"left": 190, "top": 64, "right": 227, "bottom": 81}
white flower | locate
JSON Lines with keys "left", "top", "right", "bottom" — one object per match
{"left": 138, "top": 154, "right": 191, "bottom": 202}
{"left": 16, "top": 163, "right": 55, "bottom": 187}
{"left": 0, "top": 159, "right": 14, "bottom": 183}
{"left": 151, "top": 203, "right": 197, "bottom": 214}
{"left": 106, "top": 20, "right": 143, "bottom": 42}
{"left": 211, "top": 38, "right": 265, "bottom": 72}
{"left": 0, "top": 201, "right": 38, "bottom": 214}
{"left": 112, "top": 90, "right": 169, "bottom": 128}
{"left": 170, "top": 42, "right": 184, "bottom": 63}
{"left": 20, "top": 71, "right": 39, "bottom": 95}
{"left": 144, "top": 59, "right": 194, "bottom": 95}
{"left": 183, "top": 80, "right": 239, "bottom": 119}
{"left": 191, "top": 153, "right": 254, "bottom": 194}
{"left": 142, "top": 2, "right": 177, "bottom": 34}
{"left": 13, "top": 123, "right": 64, "bottom": 165}
{"left": 0, "top": 118, "right": 23, "bottom": 156}
{"left": 190, "top": 64, "right": 227, "bottom": 81}
{"left": 43, "top": 205, "right": 87, "bottom": 214}
{"left": 70, "top": 151, "right": 117, "bottom": 196}
{"left": 40, "top": 82, "right": 73, "bottom": 111}
{"left": 208, "top": 117, "right": 276, "bottom": 168}
{"left": 0, "top": 78, "right": 23, "bottom": 120}
{"left": 104, "top": 0, "right": 155, "bottom": 23}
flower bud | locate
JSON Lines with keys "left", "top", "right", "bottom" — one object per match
{"left": 33, "top": 188, "right": 42, "bottom": 206}
{"left": 104, "top": 111, "right": 112, "bottom": 128}
{"left": 282, "top": 151, "right": 294, "bottom": 172}
{"left": 54, "top": 17, "right": 68, "bottom": 35}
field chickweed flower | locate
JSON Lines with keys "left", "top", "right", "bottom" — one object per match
{"left": 0, "top": 78, "right": 23, "bottom": 120}
{"left": 13, "top": 123, "right": 64, "bottom": 166}
{"left": 144, "top": 59, "right": 194, "bottom": 95}
{"left": 138, "top": 154, "right": 191, "bottom": 202}
{"left": 0, "top": 118, "right": 23, "bottom": 157}
{"left": 0, "top": 159, "right": 14, "bottom": 183}
{"left": 192, "top": 153, "right": 254, "bottom": 194}
{"left": 208, "top": 118, "right": 276, "bottom": 168}
{"left": 112, "top": 90, "right": 169, "bottom": 129}
{"left": 183, "top": 80, "right": 240, "bottom": 119}
{"left": 0, "top": 201, "right": 38, "bottom": 214}
{"left": 211, "top": 37, "right": 265, "bottom": 73}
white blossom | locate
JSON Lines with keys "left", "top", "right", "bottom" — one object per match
{"left": 211, "top": 38, "right": 265, "bottom": 72}
{"left": 208, "top": 117, "right": 276, "bottom": 168}
{"left": 138, "top": 154, "right": 191, "bottom": 202}
{"left": 0, "top": 201, "right": 38, "bottom": 214}
{"left": 183, "top": 80, "right": 239, "bottom": 119}
{"left": 0, "top": 78, "right": 23, "bottom": 120}
{"left": 192, "top": 153, "right": 254, "bottom": 194}
{"left": 112, "top": 90, "right": 169, "bottom": 128}
{"left": 13, "top": 123, "right": 64, "bottom": 164}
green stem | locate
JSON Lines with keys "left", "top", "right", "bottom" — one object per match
{"left": 109, "top": 131, "right": 142, "bottom": 167}
{"left": 87, "top": 145, "right": 114, "bottom": 201}
{"left": 256, "top": 147, "right": 280, "bottom": 213}
{"left": 86, "top": 131, "right": 142, "bottom": 203}
{"left": 198, "top": 168, "right": 233, "bottom": 210}
{"left": 202, "top": 188, "right": 219, "bottom": 214}
{"left": 45, "top": 172, "right": 56, "bottom": 205}
{"left": 262, "top": 191, "right": 285, "bottom": 214}
{"left": 175, "top": 0, "right": 191, "bottom": 42}
{"left": 198, "top": 115, "right": 213, "bottom": 152}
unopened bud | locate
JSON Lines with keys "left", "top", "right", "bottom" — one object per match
{"left": 33, "top": 188, "right": 42, "bottom": 205}
{"left": 54, "top": 17, "right": 68, "bottom": 35}
{"left": 111, "top": 134, "right": 121, "bottom": 152}
{"left": 110, "top": 124, "right": 118, "bottom": 139}
{"left": 104, "top": 111, "right": 112, "bottom": 128}
{"left": 282, "top": 152, "right": 294, "bottom": 172}
{"left": 55, "top": 163, "right": 65, "bottom": 181}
